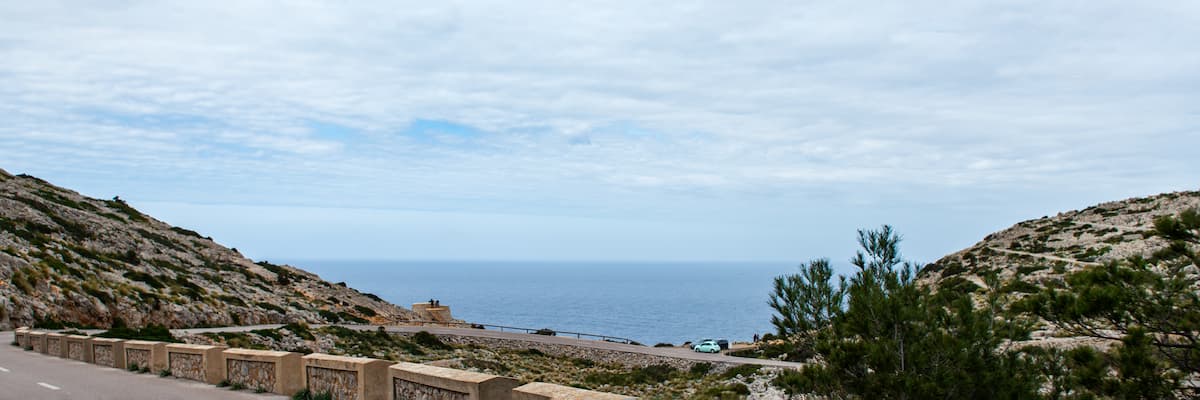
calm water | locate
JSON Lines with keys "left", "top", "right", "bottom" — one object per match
{"left": 280, "top": 260, "right": 797, "bottom": 345}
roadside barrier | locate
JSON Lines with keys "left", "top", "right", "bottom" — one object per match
{"left": 15, "top": 329, "right": 639, "bottom": 399}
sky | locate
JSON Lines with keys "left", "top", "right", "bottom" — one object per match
{"left": 1, "top": 1, "right": 1197, "bottom": 264}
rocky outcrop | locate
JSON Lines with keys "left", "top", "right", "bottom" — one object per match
{"left": 920, "top": 190, "right": 1200, "bottom": 293}
{"left": 0, "top": 167, "right": 416, "bottom": 329}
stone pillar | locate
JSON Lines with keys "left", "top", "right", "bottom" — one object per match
{"left": 90, "top": 337, "right": 126, "bottom": 368}
{"left": 27, "top": 331, "right": 46, "bottom": 353}
{"left": 165, "top": 343, "right": 227, "bottom": 384}
{"left": 44, "top": 332, "right": 66, "bottom": 357}
{"left": 64, "top": 335, "right": 93, "bottom": 362}
{"left": 123, "top": 340, "right": 168, "bottom": 371}
{"left": 223, "top": 348, "right": 303, "bottom": 395}
{"left": 389, "top": 362, "right": 519, "bottom": 400}
{"left": 302, "top": 353, "right": 394, "bottom": 400}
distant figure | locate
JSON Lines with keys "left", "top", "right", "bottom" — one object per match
{"left": 429, "top": 298, "right": 435, "bottom": 306}
{"left": 753, "top": 333, "right": 760, "bottom": 343}
{"left": 434, "top": 299, "right": 440, "bottom": 307}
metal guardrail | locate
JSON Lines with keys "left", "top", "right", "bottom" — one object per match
{"left": 397, "top": 320, "right": 641, "bottom": 345}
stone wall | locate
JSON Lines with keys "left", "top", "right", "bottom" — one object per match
{"left": 67, "top": 341, "right": 83, "bottom": 360}
{"left": 393, "top": 379, "right": 469, "bottom": 400}
{"left": 126, "top": 348, "right": 151, "bottom": 369}
{"left": 228, "top": 359, "right": 275, "bottom": 393}
{"left": 94, "top": 344, "right": 114, "bottom": 367}
{"left": 170, "top": 352, "right": 206, "bottom": 381}
{"left": 31, "top": 334, "right": 43, "bottom": 352}
{"left": 307, "top": 366, "right": 359, "bottom": 400}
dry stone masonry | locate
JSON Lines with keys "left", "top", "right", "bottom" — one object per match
{"left": 223, "top": 348, "right": 303, "bottom": 395}
{"left": 308, "top": 366, "right": 361, "bottom": 399}
{"left": 170, "top": 353, "right": 206, "bottom": 381}
{"left": 165, "top": 343, "right": 225, "bottom": 384}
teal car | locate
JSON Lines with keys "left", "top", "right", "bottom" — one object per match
{"left": 692, "top": 340, "right": 721, "bottom": 353}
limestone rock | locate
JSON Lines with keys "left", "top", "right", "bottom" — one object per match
{"left": 0, "top": 167, "right": 416, "bottom": 329}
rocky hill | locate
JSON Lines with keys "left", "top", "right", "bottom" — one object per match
{"left": 0, "top": 168, "right": 416, "bottom": 330}
{"left": 920, "top": 190, "right": 1200, "bottom": 294}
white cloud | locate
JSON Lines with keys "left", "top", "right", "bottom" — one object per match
{"left": 1, "top": 1, "right": 1197, "bottom": 260}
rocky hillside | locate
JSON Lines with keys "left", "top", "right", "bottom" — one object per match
{"left": 0, "top": 168, "right": 416, "bottom": 330}
{"left": 921, "top": 190, "right": 1200, "bottom": 294}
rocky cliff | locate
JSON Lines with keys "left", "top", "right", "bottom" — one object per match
{"left": 920, "top": 190, "right": 1200, "bottom": 294}
{"left": 0, "top": 168, "right": 416, "bottom": 329}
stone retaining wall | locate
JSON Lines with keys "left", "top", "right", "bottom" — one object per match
{"left": 223, "top": 348, "right": 303, "bottom": 395}
{"left": 389, "top": 362, "right": 518, "bottom": 400}
{"left": 303, "top": 353, "right": 393, "bottom": 400}
{"left": 91, "top": 338, "right": 125, "bottom": 368}
{"left": 13, "top": 330, "right": 644, "bottom": 400}
{"left": 512, "top": 383, "right": 636, "bottom": 400}
{"left": 124, "top": 340, "right": 167, "bottom": 371}
{"left": 166, "top": 343, "right": 225, "bottom": 384}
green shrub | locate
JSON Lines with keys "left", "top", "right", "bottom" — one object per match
{"left": 216, "top": 379, "right": 230, "bottom": 388}
{"left": 720, "top": 364, "right": 761, "bottom": 380}
{"left": 689, "top": 362, "right": 713, "bottom": 376}
{"left": 159, "top": 369, "right": 171, "bottom": 377}
{"left": 96, "top": 324, "right": 178, "bottom": 342}
{"left": 283, "top": 322, "right": 315, "bottom": 340}
{"left": 412, "top": 331, "right": 451, "bottom": 350}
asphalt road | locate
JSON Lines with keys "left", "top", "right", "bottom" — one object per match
{"left": 173, "top": 324, "right": 807, "bottom": 369}
{"left": 0, "top": 332, "right": 286, "bottom": 400}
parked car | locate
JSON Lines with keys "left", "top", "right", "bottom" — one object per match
{"left": 692, "top": 340, "right": 721, "bottom": 353}
{"left": 717, "top": 339, "right": 729, "bottom": 350}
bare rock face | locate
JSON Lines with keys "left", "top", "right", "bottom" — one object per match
{"left": 0, "top": 168, "right": 416, "bottom": 329}
{"left": 920, "top": 190, "right": 1200, "bottom": 293}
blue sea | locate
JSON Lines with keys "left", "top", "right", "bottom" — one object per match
{"left": 281, "top": 260, "right": 799, "bottom": 345}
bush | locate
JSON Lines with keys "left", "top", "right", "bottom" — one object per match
{"left": 412, "top": 331, "right": 451, "bottom": 350}
{"left": 689, "top": 362, "right": 713, "bottom": 376}
{"left": 653, "top": 342, "right": 674, "bottom": 347}
{"left": 97, "top": 325, "right": 178, "bottom": 342}
{"left": 216, "top": 379, "right": 230, "bottom": 387}
{"left": 584, "top": 364, "right": 677, "bottom": 387}
{"left": 535, "top": 328, "right": 556, "bottom": 336}
{"left": 159, "top": 369, "right": 171, "bottom": 377}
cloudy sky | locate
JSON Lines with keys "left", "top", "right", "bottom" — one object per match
{"left": 1, "top": 1, "right": 1196, "bottom": 263}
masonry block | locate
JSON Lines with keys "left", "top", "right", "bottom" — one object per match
{"left": 123, "top": 340, "right": 168, "bottom": 372}
{"left": 27, "top": 331, "right": 46, "bottom": 353}
{"left": 90, "top": 337, "right": 125, "bottom": 368}
{"left": 223, "top": 348, "right": 303, "bottom": 395}
{"left": 302, "top": 353, "right": 394, "bottom": 400}
{"left": 44, "top": 332, "right": 66, "bottom": 357}
{"left": 64, "top": 335, "right": 93, "bottom": 362}
{"left": 389, "top": 362, "right": 519, "bottom": 400}
{"left": 165, "top": 343, "right": 227, "bottom": 384}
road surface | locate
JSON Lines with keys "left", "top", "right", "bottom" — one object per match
{"left": 172, "top": 324, "right": 806, "bottom": 369}
{"left": 0, "top": 331, "right": 286, "bottom": 400}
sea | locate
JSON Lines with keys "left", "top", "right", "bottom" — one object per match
{"left": 280, "top": 260, "right": 801, "bottom": 346}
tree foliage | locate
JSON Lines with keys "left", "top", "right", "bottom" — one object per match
{"left": 771, "top": 226, "right": 1039, "bottom": 399}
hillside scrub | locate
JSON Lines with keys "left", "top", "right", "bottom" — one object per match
{"left": 767, "top": 211, "right": 1200, "bottom": 398}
